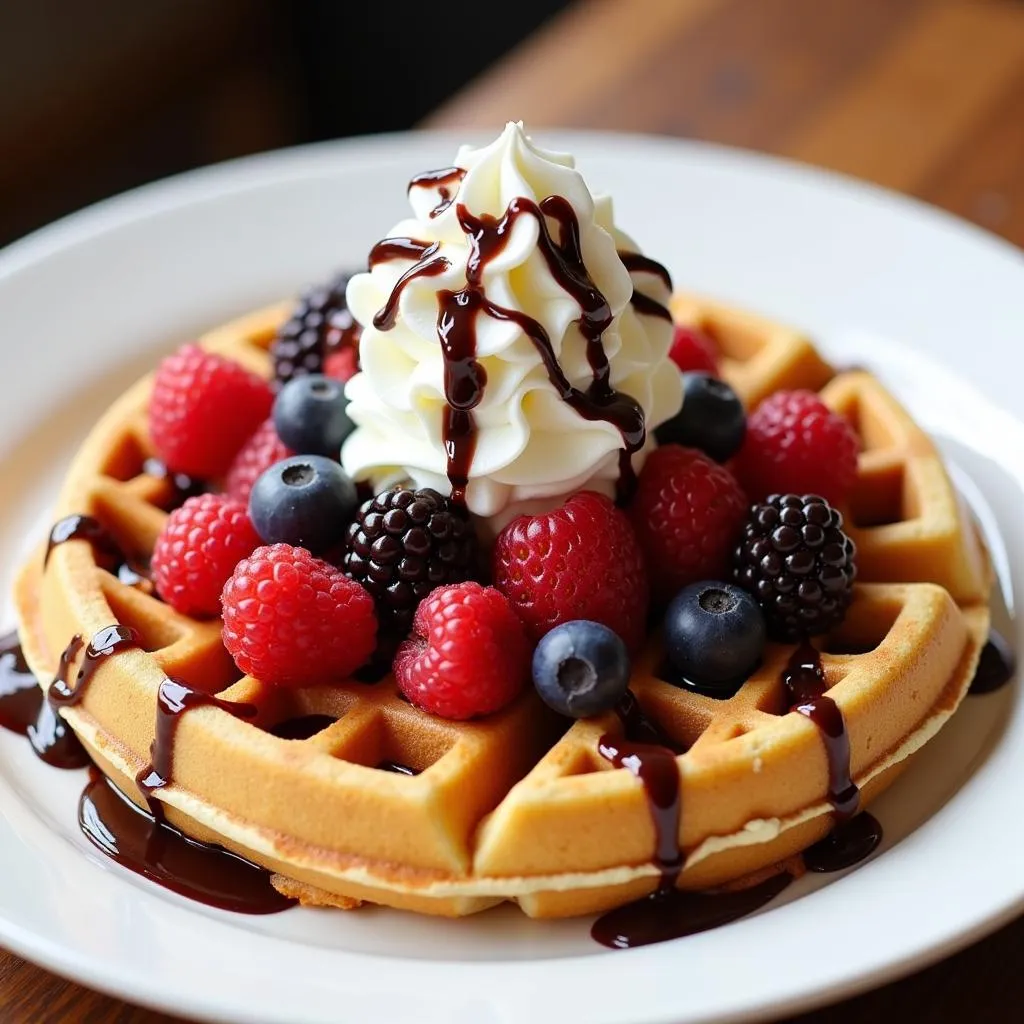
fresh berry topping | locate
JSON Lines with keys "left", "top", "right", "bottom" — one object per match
{"left": 663, "top": 581, "right": 766, "bottom": 696}
{"left": 733, "top": 494, "right": 857, "bottom": 640}
{"left": 273, "top": 374, "right": 354, "bottom": 457}
{"left": 532, "top": 620, "right": 631, "bottom": 718}
{"left": 221, "top": 543, "right": 376, "bottom": 686}
{"left": 394, "top": 583, "right": 529, "bottom": 719}
{"left": 151, "top": 495, "right": 261, "bottom": 617}
{"left": 669, "top": 325, "right": 720, "bottom": 376}
{"left": 271, "top": 271, "right": 361, "bottom": 388}
{"left": 149, "top": 344, "right": 273, "bottom": 479}
{"left": 224, "top": 419, "right": 294, "bottom": 504}
{"left": 628, "top": 446, "right": 748, "bottom": 605}
{"left": 344, "top": 487, "right": 477, "bottom": 635}
{"left": 655, "top": 373, "right": 746, "bottom": 462}
{"left": 249, "top": 454, "right": 358, "bottom": 554}
{"left": 735, "top": 390, "right": 859, "bottom": 505}
{"left": 493, "top": 491, "right": 648, "bottom": 653}
{"left": 324, "top": 347, "right": 359, "bottom": 383}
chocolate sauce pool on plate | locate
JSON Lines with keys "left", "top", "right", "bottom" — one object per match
{"left": 80, "top": 767, "right": 294, "bottom": 914}
{"left": 969, "top": 632, "right": 1015, "bottom": 694}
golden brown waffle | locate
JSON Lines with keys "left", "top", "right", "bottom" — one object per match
{"left": 14, "top": 295, "right": 991, "bottom": 919}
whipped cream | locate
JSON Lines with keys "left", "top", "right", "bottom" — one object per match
{"left": 342, "top": 121, "right": 682, "bottom": 520}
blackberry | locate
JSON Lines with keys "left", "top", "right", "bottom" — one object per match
{"left": 344, "top": 487, "right": 477, "bottom": 635}
{"left": 733, "top": 494, "right": 856, "bottom": 640}
{"left": 271, "top": 271, "right": 361, "bottom": 388}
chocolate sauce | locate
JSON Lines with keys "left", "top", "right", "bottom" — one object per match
{"left": 142, "top": 458, "right": 206, "bottom": 509}
{"left": 592, "top": 872, "right": 792, "bottom": 950}
{"left": 618, "top": 251, "right": 673, "bottom": 322}
{"left": 136, "top": 677, "right": 256, "bottom": 818}
{"left": 803, "top": 810, "right": 883, "bottom": 873}
{"left": 969, "top": 632, "right": 1015, "bottom": 694}
{"left": 45, "top": 514, "right": 153, "bottom": 591}
{"left": 780, "top": 640, "right": 884, "bottom": 870}
{"left": 269, "top": 714, "right": 336, "bottom": 740}
{"left": 408, "top": 166, "right": 467, "bottom": 219}
{"left": 369, "top": 237, "right": 433, "bottom": 266}
{"left": 0, "top": 632, "right": 42, "bottom": 736}
{"left": 28, "top": 635, "right": 87, "bottom": 768}
{"left": 30, "top": 626, "right": 138, "bottom": 769}
{"left": 373, "top": 194, "right": 648, "bottom": 504}
{"left": 377, "top": 760, "right": 419, "bottom": 776}
{"left": 79, "top": 767, "right": 294, "bottom": 915}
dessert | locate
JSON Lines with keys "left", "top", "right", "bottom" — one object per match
{"left": 4, "top": 123, "right": 1005, "bottom": 947}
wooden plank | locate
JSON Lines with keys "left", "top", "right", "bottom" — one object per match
{"left": 783, "top": 2, "right": 1024, "bottom": 193}
{"left": 422, "top": 0, "right": 726, "bottom": 129}
{"left": 919, "top": 64, "right": 1024, "bottom": 246}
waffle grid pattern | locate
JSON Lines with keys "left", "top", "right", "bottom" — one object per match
{"left": 15, "top": 296, "right": 990, "bottom": 918}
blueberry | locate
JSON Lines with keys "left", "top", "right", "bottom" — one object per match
{"left": 655, "top": 373, "right": 745, "bottom": 462}
{"left": 273, "top": 374, "right": 354, "bottom": 457}
{"left": 532, "top": 621, "right": 631, "bottom": 718}
{"left": 249, "top": 454, "right": 357, "bottom": 553}
{"left": 663, "top": 581, "right": 765, "bottom": 696}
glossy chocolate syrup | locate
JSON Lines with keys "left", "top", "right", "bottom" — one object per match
{"left": 142, "top": 458, "right": 206, "bottom": 510}
{"left": 369, "top": 237, "right": 433, "bottom": 266}
{"left": 0, "top": 632, "right": 42, "bottom": 735}
{"left": 592, "top": 872, "right": 792, "bottom": 950}
{"left": 591, "top": 693, "right": 791, "bottom": 948}
{"left": 969, "top": 632, "right": 1015, "bottom": 695}
{"left": 31, "top": 626, "right": 138, "bottom": 769}
{"left": 408, "top": 166, "right": 467, "bottom": 219}
{"left": 377, "top": 760, "right": 419, "bottom": 776}
{"left": 46, "top": 514, "right": 153, "bottom": 592}
{"left": 617, "top": 250, "right": 673, "bottom": 322}
{"left": 781, "top": 640, "right": 883, "bottom": 871}
{"left": 136, "top": 677, "right": 256, "bottom": 818}
{"left": 80, "top": 767, "right": 294, "bottom": 915}
{"left": 372, "top": 192, "right": 648, "bottom": 504}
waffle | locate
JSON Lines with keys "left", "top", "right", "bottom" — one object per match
{"left": 13, "top": 295, "right": 991, "bottom": 919}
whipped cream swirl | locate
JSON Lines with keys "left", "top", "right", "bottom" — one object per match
{"left": 342, "top": 121, "right": 681, "bottom": 520}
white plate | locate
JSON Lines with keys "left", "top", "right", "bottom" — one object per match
{"left": 0, "top": 130, "right": 1022, "bottom": 1024}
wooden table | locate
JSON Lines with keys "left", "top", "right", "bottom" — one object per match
{"left": 6, "top": 0, "right": 1022, "bottom": 1020}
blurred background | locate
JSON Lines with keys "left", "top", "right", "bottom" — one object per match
{"left": 2, "top": 0, "right": 1023, "bottom": 249}
{"left": 0, "top": 0, "right": 568, "bottom": 247}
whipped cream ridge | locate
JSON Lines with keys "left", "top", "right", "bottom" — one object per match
{"left": 341, "top": 121, "right": 682, "bottom": 521}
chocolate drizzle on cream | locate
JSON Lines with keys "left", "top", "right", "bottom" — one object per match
{"left": 372, "top": 175, "right": 666, "bottom": 505}
{"left": 408, "top": 166, "right": 467, "bottom": 219}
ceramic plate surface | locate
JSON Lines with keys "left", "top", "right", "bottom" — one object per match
{"left": 0, "top": 130, "right": 1022, "bottom": 1024}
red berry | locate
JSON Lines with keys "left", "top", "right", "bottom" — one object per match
{"left": 628, "top": 446, "right": 748, "bottom": 604}
{"left": 735, "top": 390, "right": 859, "bottom": 505}
{"left": 221, "top": 544, "right": 376, "bottom": 687}
{"left": 324, "top": 347, "right": 359, "bottom": 383}
{"left": 224, "top": 419, "right": 295, "bottom": 504}
{"left": 149, "top": 344, "right": 273, "bottom": 479}
{"left": 151, "top": 495, "right": 261, "bottom": 617}
{"left": 669, "top": 325, "right": 720, "bottom": 376}
{"left": 492, "top": 491, "right": 648, "bottom": 653}
{"left": 394, "top": 583, "right": 529, "bottom": 720}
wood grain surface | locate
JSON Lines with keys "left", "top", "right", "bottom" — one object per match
{"left": 5, "top": 0, "right": 1022, "bottom": 1020}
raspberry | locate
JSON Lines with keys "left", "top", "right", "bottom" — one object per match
{"left": 669, "top": 325, "right": 720, "bottom": 376}
{"left": 344, "top": 488, "right": 477, "bottom": 636}
{"left": 221, "top": 544, "right": 376, "bottom": 687}
{"left": 271, "top": 272, "right": 361, "bottom": 388}
{"left": 394, "top": 583, "right": 529, "bottom": 719}
{"left": 151, "top": 494, "right": 261, "bottom": 617}
{"left": 735, "top": 390, "right": 859, "bottom": 505}
{"left": 733, "top": 494, "right": 857, "bottom": 640}
{"left": 493, "top": 491, "right": 648, "bottom": 653}
{"left": 628, "top": 446, "right": 749, "bottom": 604}
{"left": 324, "top": 346, "right": 359, "bottom": 383}
{"left": 224, "top": 419, "right": 295, "bottom": 504}
{"left": 149, "top": 344, "right": 273, "bottom": 479}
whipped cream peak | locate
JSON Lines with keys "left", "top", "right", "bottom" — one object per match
{"left": 342, "top": 121, "right": 682, "bottom": 520}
